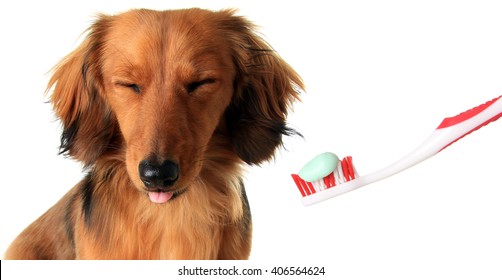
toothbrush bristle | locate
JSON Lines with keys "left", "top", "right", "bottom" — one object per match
{"left": 291, "top": 174, "right": 314, "bottom": 196}
{"left": 292, "top": 156, "right": 358, "bottom": 197}
{"left": 342, "top": 156, "right": 356, "bottom": 181}
{"left": 323, "top": 172, "right": 335, "bottom": 188}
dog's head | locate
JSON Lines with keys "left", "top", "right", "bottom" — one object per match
{"left": 48, "top": 9, "right": 302, "bottom": 203}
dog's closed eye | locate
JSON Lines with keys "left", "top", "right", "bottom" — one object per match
{"left": 186, "top": 78, "right": 216, "bottom": 95}
{"left": 115, "top": 81, "right": 141, "bottom": 94}
{"left": 123, "top": 83, "right": 141, "bottom": 94}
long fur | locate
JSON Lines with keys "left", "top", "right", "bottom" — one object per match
{"left": 5, "top": 8, "right": 302, "bottom": 260}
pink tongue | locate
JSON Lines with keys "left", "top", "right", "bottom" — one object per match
{"left": 148, "top": 192, "right": 174, "bottom": 204}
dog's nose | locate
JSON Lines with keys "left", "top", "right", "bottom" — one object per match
{"left": 138, "top": 159, "right": 179, "bottom": 188}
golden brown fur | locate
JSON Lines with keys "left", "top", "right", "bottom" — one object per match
{"left": 5, "top": 8, "right": 302, "bottom": 260}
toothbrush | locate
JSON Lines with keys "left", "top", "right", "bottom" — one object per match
{"left": 291, "top": 95, "right": 502, "bottom": 206}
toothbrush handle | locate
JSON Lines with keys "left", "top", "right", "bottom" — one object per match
{"left": 436, "top": 95, "right": 502, "bottom": 153}
{"left": 348, "top": 95, "right": 502, "bottom": 192}
{"left": 438, "top": 95, "right": 502, "bottom": 129}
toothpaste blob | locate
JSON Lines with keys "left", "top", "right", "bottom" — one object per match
{"left": 298, "top": 152, "right": 339, "bottom": 182}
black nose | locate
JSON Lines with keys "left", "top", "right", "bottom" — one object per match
{"left": 138, "top": 159, "right": 179, "bottom": 188}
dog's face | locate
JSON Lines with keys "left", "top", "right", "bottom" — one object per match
{"left": 48, "top": 9, "right": 302, "bottom": 203}
{"left": 101, "top": 11, "right": 237, "bottom": 202}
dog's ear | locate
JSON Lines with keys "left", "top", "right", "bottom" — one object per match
{"left": 47, "top": 15, "right": 117, "bottom": 166}
{"left": 219, "top": 11, "right": 303, "bottom": 165}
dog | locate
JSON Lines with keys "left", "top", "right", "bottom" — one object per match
{"left": 5, "top": 8, "right": 302, "bottom": 259}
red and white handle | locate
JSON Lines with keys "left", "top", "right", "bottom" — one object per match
{"left": 436, "top": 95, "right": 502, "bottom": 152}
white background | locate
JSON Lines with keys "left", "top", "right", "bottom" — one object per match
{"left": 1, "top": 0, "right": 501, "bottom": 279}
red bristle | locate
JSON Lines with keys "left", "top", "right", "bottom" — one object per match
{"left": 291, "top": 174, "right": 306, "bottom": 197}
{"left": 306, "top": 181, "right": 316, "bottom": 194}
{"left": 346, "top": 156, "right": 355, "bottom": 180}
{"left": 323, "top": 176, "right": 331, "bottom": 188}
{"left": 341, "top": 157, "right": 350, "bottom": 181}
{"left": 324, "top": 172, "right": 336, "bottom": 188}
{"left": 300, "top": 178, "right": 311, "bottom": 195}
{"left": 298, "top": 176, "right": 312, "bottom": 195}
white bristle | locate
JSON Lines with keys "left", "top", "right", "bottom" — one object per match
{"left": 313, "top": 180, "right": 324, "bottom": 191}
{"left": 335, "top": 161, "right": 344, "bottom": 183}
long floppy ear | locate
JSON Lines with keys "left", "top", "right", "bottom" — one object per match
{"left": 47, "top": 15, "right": 117, "bottom": 166}
{"left": 220, "top": 11, "right": 304, "bottom": 165}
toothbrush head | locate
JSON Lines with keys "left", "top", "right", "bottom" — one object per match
{"left": 291, "top": 153, "right": 358, "bottom": 197}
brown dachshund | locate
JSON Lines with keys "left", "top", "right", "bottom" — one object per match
{"left": 5, "top": 8, "right": 302, "bottom": 259}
